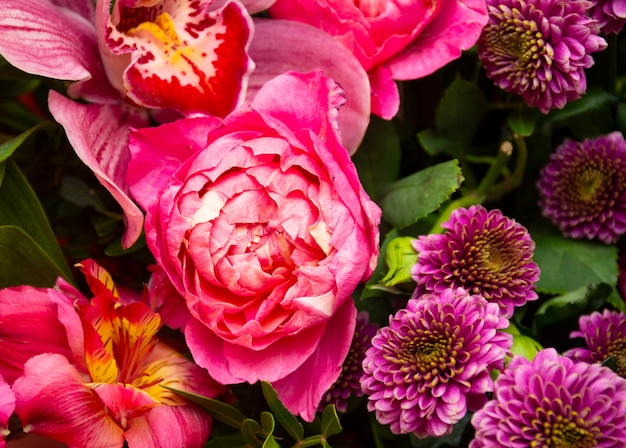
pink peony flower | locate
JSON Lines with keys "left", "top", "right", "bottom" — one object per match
{"left": 126, "top": 70, "right": 382, "bottom": 421}
{"left": 0, "top": 260, "right": 223, "bottom": 448}
{"left": 0, "top": 375, "right": 14, "bottom": 448}
{"left": 360, "top": 287, "right": 512, "bottom": 438}
{"left": 268, "top": 0, "right": 489, "bottom": 119}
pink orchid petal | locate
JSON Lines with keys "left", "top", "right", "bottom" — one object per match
{"left": 239, "top": 0, "right": 277, "bottom": 14}
{"left": 0, "top": 286, "right": 76, "bottom": 384}
{"left": 98, "top": 0, "right": 254, "bottom": 117}
{"left": 13, "top": 354, "right": 125, "bottom": 448}
{"left": 0, "top": 375, "right": 15, "bottom": 445}
{"left": 272, "top": 298, "right": 356, "bottom": 421}
{"left": 127, "top": 116, "right": 223, "bottom": 211}
{"left": 48, "top": 91, "right": 149, "bottom": 248}
{"left": 385, "top": 0, "right": 488, "bottom": 79}
{"left": 248, "top": 18, "right": 371, "bottom": 154}
{"left": 52, "top": 0, "right": 94, "bottom": 22}
{"left": 0, "top": 0, "right": 117, "bottom": 103}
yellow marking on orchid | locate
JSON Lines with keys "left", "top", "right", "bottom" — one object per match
{"left": 126, "top": 13, "right": 199, "bottom": 65}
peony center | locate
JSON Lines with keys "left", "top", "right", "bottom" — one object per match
{"left": 353, "top": 0, "right": 386, "bottom": 17}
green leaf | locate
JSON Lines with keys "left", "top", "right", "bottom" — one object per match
{"left": 416, "top": 129, "right": 462, "bottom": 157}
{"left": 162, "top": 386, "right": 246, "bottom": 430}
{"left": 434, "top": 77, "right": 489, "bottom": 148}
{"left": 351, "top": 115, "right": 401, "bottom": 200}
{"left": 204, "top": 435, "right": 248, "bottom": 448}
{"left": 261, "top": 381, "right": 304, "bottom": 442}
{"left": 0, "top": 121, "right": 56, "bottom": 163}
{"left": 534, "top": 284, "right": 610, "bottom": 332}
{"left": 617, "top": 102, "right": 626, "bottom": 135}
{"left": 299, "top": 436, "right": 325, "bottom": 447}
{"left": 259, "top": 412, "right": 280, "bottom": 448}
{"left": 241, "top": 418, "right": 265, "bottom": 448}
{"left": 0, "top": 226, "right": 67, "bottom": 288}
{"left": 531, "top": 228, "right": 618, "bottom": 294}
{"left": 361, "top": 228, "right": 400, "bottom": 300}
{"left": 0, "top": 159, "right": 73, "bottom": 283}
{"left": 507, "top": 106, "right": 537, "bottom": 136}
{"left": 379, "top": 160, "right": 464, "bottom": 229}
{"left": 320, "top": 405, "right": 342, "bottom": 438}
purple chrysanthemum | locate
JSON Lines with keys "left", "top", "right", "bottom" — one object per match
{"left": 471, "top": 348, "right": 626, "bottom": 447}
{"left": 588, "top": 0, "right": 626, "bottom": 34}
{"left": 537, "top": 132, "right": 626, "bottom": 244}
{"left": 477, "top": 0, "right": 606, "bottom": 113}
{"left": 564, "top": 309, "right": 626, "bottom": 377}
{"left": 411, "top": 205, "right": 540, "bottom": 318}
{"left": 360, "top": 287, "right": 512, "bottom": 439}
{"left": 318, "top": 311, "right": 379, "bottom": 413}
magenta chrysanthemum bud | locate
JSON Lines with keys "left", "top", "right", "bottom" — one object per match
{"left": 411, "top": 205, "right": 540, "bottom": 318}
{"left": 537, "top": 132, "right": 626, "bottom": 244}
{"left": 564, "top": 309, "right": 626, "bottom": 376}
{"left": 588, "top": 0, "right": 626, "bottom": 34}
{"left": 477, "top": 0, "right": 607, "bottom": 113}
{"left": 470, "top": 348, "right": 626, "bottom": 447}
{"left": 318, "top": 311, "right": 379, "bottom": 413}
{"left": 360, "top": 288, "right": 512, "bottom": 439}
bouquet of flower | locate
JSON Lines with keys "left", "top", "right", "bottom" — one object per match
{"left": 0, "top": 0, "right": 625, "bottom": 447}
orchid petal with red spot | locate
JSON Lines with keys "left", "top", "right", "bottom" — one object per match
{"left": 97, "top": 0, "right": 254, "bottom": 117}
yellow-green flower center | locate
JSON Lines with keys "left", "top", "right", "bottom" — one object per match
{"left": 530, "top": 412, "right": 599, "bottom": 447}
{"left": 578, "top": 168, "right": 605, "bottom": 202}
{"left": 607, "top": 339, "right": 626, "bottom": 377}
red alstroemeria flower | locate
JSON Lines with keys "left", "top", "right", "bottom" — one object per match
{"left": 0, "top": 260, "right": 223, "bottom": 448}
{"left": 0, "top": 375, "right": 14, "bottom": 448}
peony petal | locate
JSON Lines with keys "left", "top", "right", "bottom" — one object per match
{"left": 272, "top": 298, "right": 357, "bottom": 421}
{"left": 248, "top": 19, "right": 371, "bottom": 154}
{"left": 385, "top": 0, "right": 488, "bottom": 79}
{"left": 127, "top": 116, "right": 223, "bottom": 212}
{"left": 98, "top": 0, "right": 254, "bottom": 117}
{"left": 251, "top": 70, "right": 345, "bottom": 148}
{"left": 13, "top": 354, "right": 125, "bottom": 448}
{"left": 48, "top": 91, "right": 149, "bottom": 248}
{"left": 368, "top": 64, "right": 401, "bottom": 120}
{"left": 0, "top": 0, "right": 117, "bottom": 103}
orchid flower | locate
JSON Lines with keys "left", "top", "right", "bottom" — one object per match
{"left": 0, "top": 260, "right": 223, "bottom": 448}
{"left": 0, "top": 0, "right": 255, "bottom": 248}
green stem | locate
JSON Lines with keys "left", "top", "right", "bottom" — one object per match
{"left": 488, "top": 134, "right": 528, "bottom": 200}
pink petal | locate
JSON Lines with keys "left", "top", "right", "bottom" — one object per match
{"left": 271, "top": 298, "right": 357, "bottom": 422}
{"left": 52, "top": 0, "right": 94, "bottom": 22}
{"left": 239, "top": 0, "right": 277, "bottom": 14}
{"left": 248, "top": 18, "right": 371, "bottom": 154}
{"left": 0, "top": 375, "right": 15, "bottom": 441}
{"left": 140, "top": 406, "right": 210, "bottom": 448}
{"left": 251, "top": 69, "right": 345, "bottom": 148}
{"left": 184, "top": 315, "right": 325, "bottom": 384}
{"left": 126, "top": 116, "right": 223, "bottom": 211}
{"left": 0, "top": 0, "right": 117, "bottom": 103}
{"left": 368, "top": 64, "right": 400, "bottom": 120}
{"left": 385, "top": 0, "right": 488, "bottom": 79}
{"left": 98, "top": 0, "right": 254, "bottom": 117}
{"left": 48, "top": 91, "right": 149, "bottom": 248}
{"left": 13, "top": 354, "right": 125, "bottom": 448}
{"left": 0, "top": 286, "right": 76, "bottom": 384}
